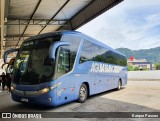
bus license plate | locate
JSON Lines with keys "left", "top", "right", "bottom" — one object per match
{"left": 21, "top": 98, "right": 29, "bottom": 102}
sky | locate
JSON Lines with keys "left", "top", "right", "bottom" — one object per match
{"left": 77, "top": 0, "right": 160, "bottom": 50}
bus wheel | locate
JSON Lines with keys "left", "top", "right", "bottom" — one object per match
{"left": 78, "top": 84, "right": 88, "bottom": 103}
{"left": 116, "top": 80, "right": 121, "bottom": 90}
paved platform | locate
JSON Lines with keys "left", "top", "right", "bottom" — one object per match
{"left": 0, "top": 81, "right": 160, "bottom": 121}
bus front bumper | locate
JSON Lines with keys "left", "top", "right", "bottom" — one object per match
{"left": 11, "top": 90, "right": 56, "bottom": 106}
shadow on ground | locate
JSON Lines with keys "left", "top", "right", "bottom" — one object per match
{"left": 0, "top": 88, "right": 159, "bottom": 112}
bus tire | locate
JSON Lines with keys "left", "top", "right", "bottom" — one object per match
{"left": 78, "top": 83, "right": 88, "bottom": 103}
{"left": 116, "top": 80, "right": 121, "bottom": 90}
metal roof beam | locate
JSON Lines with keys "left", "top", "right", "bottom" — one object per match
{"left": 38, "top": 0, "right": 70, "bottom": 35}
{"left": 4, "top": 40, "right": 20, "bottom": 42}
{"left": 4, "top": 37, "right": 27, "bottom": 41}
{"left": 5, "top": 19, "right": 69, "bottom": 25}
{"left": 5, "top": 34, "right": 33, "bottom": 37}
{"left": 7, "top": 18, "right": 68, "bottom": 21}
{"left": 15, "top": 0, "right": 42, "bottom": 47}
{"left": 5, "top": 45, "right": 20, "bottom": 47}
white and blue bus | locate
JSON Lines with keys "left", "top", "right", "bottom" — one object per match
{"left": 4, "top": 31, "right": 127, "bottom": 106}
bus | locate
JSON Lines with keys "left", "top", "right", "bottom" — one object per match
{"left": 3, "top": 31, "right": 127, "bottom": 106}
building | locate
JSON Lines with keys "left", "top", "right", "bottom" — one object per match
{"left": 128, "top": 58, "right": 153, "bottom": 70}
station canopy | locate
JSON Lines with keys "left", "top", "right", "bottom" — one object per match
{"left": 4, "top": 0, "right": 123, "bottom": 50}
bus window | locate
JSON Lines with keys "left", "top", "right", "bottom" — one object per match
{"left": 57, "top": 46, "right": 70, "bottom": 78}
{"left": 79, "top": 40, "right": 126, "bottom": 66}
{"left": 62, "top": 34, "right": 80, "bottom": 64}
{"left": 79, "top": 40, "right": 95, "bottom": 63}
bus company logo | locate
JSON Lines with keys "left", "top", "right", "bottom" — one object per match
{"left": 2, "top": 113, "right": 11, "bottom": 118}
{"left": 1, "top": 113, "right": 42, "bottom": 119}
{"left": 90, "top": 62, "right": 123, "bottom": 73}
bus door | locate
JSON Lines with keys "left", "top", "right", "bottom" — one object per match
{"left": 55, "top": 46, "right": 75, "bottom": 104}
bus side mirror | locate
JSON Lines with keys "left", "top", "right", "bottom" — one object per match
{"left": 49, "top": 41, "right": 71, "bottom": 61}
{"left": 3, "top": 48, "right": 19, "bottom": 63}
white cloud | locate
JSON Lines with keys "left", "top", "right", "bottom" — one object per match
{"left": 77, "top": 0, "right": 160, "bottom": 50}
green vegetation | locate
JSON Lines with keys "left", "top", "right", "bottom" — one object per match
{"left": 128, "top": 65, "right": 134, "bottom": 71}
{"left": 127, "top": 65, "right": 140, "bottom": 71}
{"left": 127, "top": 65, "right": 149, "bottom": 71}
{"left": 155, "top": 63, "right": 160, "bottom": 70}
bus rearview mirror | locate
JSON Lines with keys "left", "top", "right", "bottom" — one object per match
{"left": 3, "top": 48, "right": 19, "bottom": 63}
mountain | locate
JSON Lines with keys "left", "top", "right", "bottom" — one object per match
{"left": 116, "top": 47, "right": 160, "bottom": 63}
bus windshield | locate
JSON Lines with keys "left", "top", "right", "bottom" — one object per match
{"left": 13, "top": 36, "right": 61, "bottom": 85}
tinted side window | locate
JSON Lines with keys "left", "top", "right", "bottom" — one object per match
{"left": 79, "top": 40, "right": 109, "bottom": 64}
{"left": 62, "top": 35, "right": 81, "bottom": 68}
{"left": 93, "top": 45, "right": 107, "bottom": 62}
{"left": 115, "top": 53, "right": 127, "bottom": 66}
{"left": 80, "top": 40, "right": 127, "bottom": 66}
{"left": 56, "top": 35, "right": 81, "bottom": 78}
{"left": 79, "top": 40, "right": 95, "bottom": 63}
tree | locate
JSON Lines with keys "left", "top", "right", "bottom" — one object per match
{"left": 128, "top": 65, "right": 134, "bottom": 71}
{"left": 134, "top": 66, "right": 139, "bottom": 71}
{"left": 155, "top": 63, "right": 160, "bottom": 70}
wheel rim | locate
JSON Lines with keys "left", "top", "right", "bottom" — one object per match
{"left": 80, "top": 87, "right": 86, "bottom": 100}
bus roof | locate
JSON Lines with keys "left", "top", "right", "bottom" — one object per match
{"left": 24, "top": 31, "right": 126, "bottom": 57}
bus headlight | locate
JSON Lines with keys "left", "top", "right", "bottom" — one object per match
{"left": 39, "top": 88, "right": 50, "bottom": 94}
{"left": 11, "top": 86, "right": 15, "bottom": 91}
{"left": 38, "top": 82, "right": 62, "bottom": 94}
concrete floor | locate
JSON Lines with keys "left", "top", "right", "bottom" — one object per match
{"left": 0, "top": 81, "right": 160, "bottom": 121}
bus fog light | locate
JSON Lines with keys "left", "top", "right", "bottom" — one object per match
{"left": 48, "top": 98, "right": 52, "bottom": 102}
